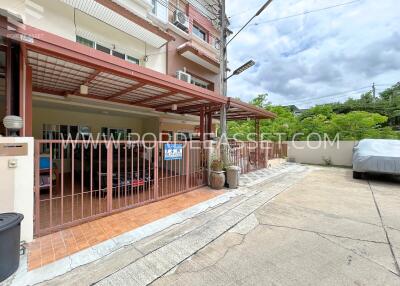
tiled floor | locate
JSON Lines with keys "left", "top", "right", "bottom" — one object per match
{"left": 37, "top": 173, "right": 205, "bottom": 232}
{"left": 27, "top": 187, "right": 224, "bottom": 270}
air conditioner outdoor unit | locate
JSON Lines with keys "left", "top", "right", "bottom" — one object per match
{"left": 177, "top": 70, "right": 192, "bottom": 83}
{"left": 173, "top": 10, "right": 189, "bottom": 32}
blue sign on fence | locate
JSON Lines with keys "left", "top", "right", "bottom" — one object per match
{"left": 164, "top": 144, "right": 183, "bottom": 161}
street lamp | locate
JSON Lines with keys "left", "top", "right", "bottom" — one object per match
{"left": 225, "top": 60, "right": 256, "bottom": 81}
{"left": 218, "top": 0, "right": 273, "bottom": 163}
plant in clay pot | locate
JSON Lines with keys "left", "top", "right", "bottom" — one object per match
{"left": 209, "top": 159, "right": 225, "bottom": 189}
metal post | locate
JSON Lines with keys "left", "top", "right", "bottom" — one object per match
{"left": 206, "top": 111, "right": 213, "bottom": 139}
{"left": 154, "top": 142, "right": 159, "bottom": 200}
{"left": 255, "top": 119, "right": 260, "bottom": 169}
{"left": 106, "top": 141, "right": 113, "bottom": 212}
{"left": 200, "top": 105, "right": 205, "bottom": 142}
{"left": 34, "top": 141, "right": 40, "bottom": 236}
{"left": 186, "top": 143, "right": 190, "bottom": 190}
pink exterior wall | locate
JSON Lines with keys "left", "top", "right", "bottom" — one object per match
{"left": 187, "top": 4, "right": 219, "bottom": 44}
{"left": 167, "top": 2, "right": 220, "bottom": 91}
{"left": 166, "top": 31, "right": 220, "bottom": 92}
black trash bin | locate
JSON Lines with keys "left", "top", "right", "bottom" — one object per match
{"left": 0, "top": 213, "right": 24, "bottom": 282}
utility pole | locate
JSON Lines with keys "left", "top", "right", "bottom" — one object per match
{"left": 372, "top": 82, "right": 376, "bottom": 99}
{"left": 217, "top": 0, "right": 273, "bottom": 163}
{"left": 219, "top": 0, "right": 228, "bottom": 162}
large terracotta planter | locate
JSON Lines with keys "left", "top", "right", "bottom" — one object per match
{"left": 210, "top": 171, "right": 225, "bottom": 190}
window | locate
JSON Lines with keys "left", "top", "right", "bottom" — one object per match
{"left": 41, "top": 124, "right": 90, "bottom": 160}
{"left": 101, "top": 127, "right": 132, "bottom": 140}
{"left": 76, "top": 36, "right": 140, "bottom": 65}
{"left": 151, "top": 0, "right": 168, "bottom": 22}
{"left": 191, "top": 76, "right": 210, "bottom": 89}
{"left": 193, "top": 25, "right": 207, "bottom": 42}
{"left": 112, "top": 50, "right": 125, "bottom": 60}
{"left": 96, "top": 43, "right": 111, "bottom": 54}
{"left": 76, "top": 36, "right": 94, "bottom": 48}
{"left": 175, "top": 132, "right": 192, "bottom": 141}
{"left": 126, "top": 55, "right": 140, "bottom": 65}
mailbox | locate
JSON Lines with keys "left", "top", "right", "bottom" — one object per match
{"left": 0, "top": 143, "right": 28, "bottom": 156}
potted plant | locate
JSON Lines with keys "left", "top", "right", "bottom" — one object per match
{"left": 210, "top": 159, "right": 225, "bottom": 189}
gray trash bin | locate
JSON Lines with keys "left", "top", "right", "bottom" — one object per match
{"left": 0, "top": 213, "right": 24, "bottom": 282}
{"left": 226, "top": 166, "right": 240, "bottom": 189}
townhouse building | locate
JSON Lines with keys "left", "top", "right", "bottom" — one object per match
{"left": 0, "top": 0, "right": 274, "bottom": 244}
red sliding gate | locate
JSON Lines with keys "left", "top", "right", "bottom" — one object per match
{"left": 34, "top": 140, "right": 206, "bottom": 236}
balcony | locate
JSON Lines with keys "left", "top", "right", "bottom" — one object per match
{"left": 60, "top": 0, "right": 174, "bottom": 48}
{"left": 177, "top": 41, "right": 220, "bottom": 73}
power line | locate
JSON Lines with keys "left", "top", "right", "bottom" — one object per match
{"left": 228, "top": 0, "right": 274, "bottom": 45}
{"left": 156, "top": 0, "right": 218, "bottom": 21}
{"left": 280, "top": 84, "right": 394, "bottom": 106}
{"left": 230, "top": 0, "right": 363, "bottom": 30}
{"left": 280, "top": 86, "right": 373, "bottom": 106}
{"left": 154, "top": 0, "right": 220, "bottom": 42}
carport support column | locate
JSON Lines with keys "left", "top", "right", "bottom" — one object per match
{"left": 200, "top": 105, "right": 205, "bottom": 142}
{"left": 206, "top": 111, "right": 213, "bottom": 139}
{"left": 255, "top": 119, "right": 260, "bottom": 169}
{"left": 20, "top": 45, "right": 33, "bottom": 136}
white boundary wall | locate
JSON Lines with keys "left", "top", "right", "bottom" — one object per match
{"left": 287, "top": 141, "right": 357, "bottom": 167}
{"left": 0, "top": 137, "right": 34, "bottom": 242}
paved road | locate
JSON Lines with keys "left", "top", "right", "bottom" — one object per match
{"left": 43, "top": 165, "right": 400, "bottom": 286}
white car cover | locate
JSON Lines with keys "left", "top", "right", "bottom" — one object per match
{"left": 353, "top": 139, "right": 400, "bottom": 174}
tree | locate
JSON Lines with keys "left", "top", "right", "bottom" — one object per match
{"left": 330, "top": 111, "right": 393, "bottom": 140}
{"left": 227, "top": 84, "right": 400, "bottom": 142}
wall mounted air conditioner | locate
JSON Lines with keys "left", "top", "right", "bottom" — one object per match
{"left": 173, "top": 10, "right": 189, "bottom": 32}
{"left": 177, "top": 70, "right": 192, "bottom": 83}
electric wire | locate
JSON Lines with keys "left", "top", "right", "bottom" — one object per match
{"left": 230, "top": 0, "right": 363, "bottom": 29}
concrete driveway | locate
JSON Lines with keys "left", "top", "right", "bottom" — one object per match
{"left": 43, "top": 165, "right": 400, "bottom": 286}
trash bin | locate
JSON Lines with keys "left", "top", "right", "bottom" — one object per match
{"left": 226, "top": 166, "right": 240, "bottom": 189}
{"left": 0, "top": 213, "right": 24, "bottom": 282}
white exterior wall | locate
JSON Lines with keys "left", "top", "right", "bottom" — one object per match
{"left": 0, "top": 0, "right": 167, "bottom": 73}
{"left": 0, "top": 137, "right": 34, "bottom": 243}
{"left": 287, "top": 141, "right": 357, "bottom": 167}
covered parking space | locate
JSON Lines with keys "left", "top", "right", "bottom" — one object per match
{"left": 1, "top": 19, "right": 276, "bottom": 237}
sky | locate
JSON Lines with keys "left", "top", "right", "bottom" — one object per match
{"left": 225, "top": 0, "right": 400, "bottom": 108}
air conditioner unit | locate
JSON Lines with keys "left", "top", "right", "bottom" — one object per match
{"left": 177, "top": 70, "right": 192, "bottom": 83}
{"left": 173, "top": 10, "right": 189, "bottom": 32}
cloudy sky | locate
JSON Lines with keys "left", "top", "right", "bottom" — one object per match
{"left": 226, "top": 0, "right": 400, "bottom": 108}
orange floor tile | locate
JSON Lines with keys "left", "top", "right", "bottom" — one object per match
{"left": 27, "top": 187, "right": 224, "bottom": 270}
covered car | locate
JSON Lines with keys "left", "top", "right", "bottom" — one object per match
{"left": 352, "top": 139, "right": 400, "bottom": 179}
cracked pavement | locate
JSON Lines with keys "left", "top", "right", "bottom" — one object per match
{"left": 41, "top": 165, "right": 400, "bottom": 286}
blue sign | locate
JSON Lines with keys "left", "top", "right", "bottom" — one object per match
{"left": 164, "top": 144, "right": 183, "bottom": 161}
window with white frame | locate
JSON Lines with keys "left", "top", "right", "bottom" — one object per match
{"left": 151, "top": 0, "right": 168, "bottom": 22}
{"left": 191, "top": 75, "right": 209, "bottom": 89}
{"left": 76, "top": 36, "right": 140, "bottom": 65}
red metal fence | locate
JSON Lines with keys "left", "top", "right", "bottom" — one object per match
{"left": 34, "top": 139, "right": 286, "bottom": 236}
{"left": 228, "top": 141, "right": 288, "bottom": 174}
{"left": 34, "top": 140, "right": 206, "bottom": 236}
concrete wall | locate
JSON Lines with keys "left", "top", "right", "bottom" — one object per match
{"left": 287, "top": 141, "right": 357, "bottom": 167}
{"left": 0, "top": 137, "right": 34, "bottom": 242}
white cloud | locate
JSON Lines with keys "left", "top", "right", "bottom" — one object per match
{"left": 226, "top": 0, "right": 400, "bottom": 108}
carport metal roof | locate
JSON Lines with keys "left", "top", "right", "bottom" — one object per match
{"left": 0, "top": 17, "right": 276, "bottom": 121}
